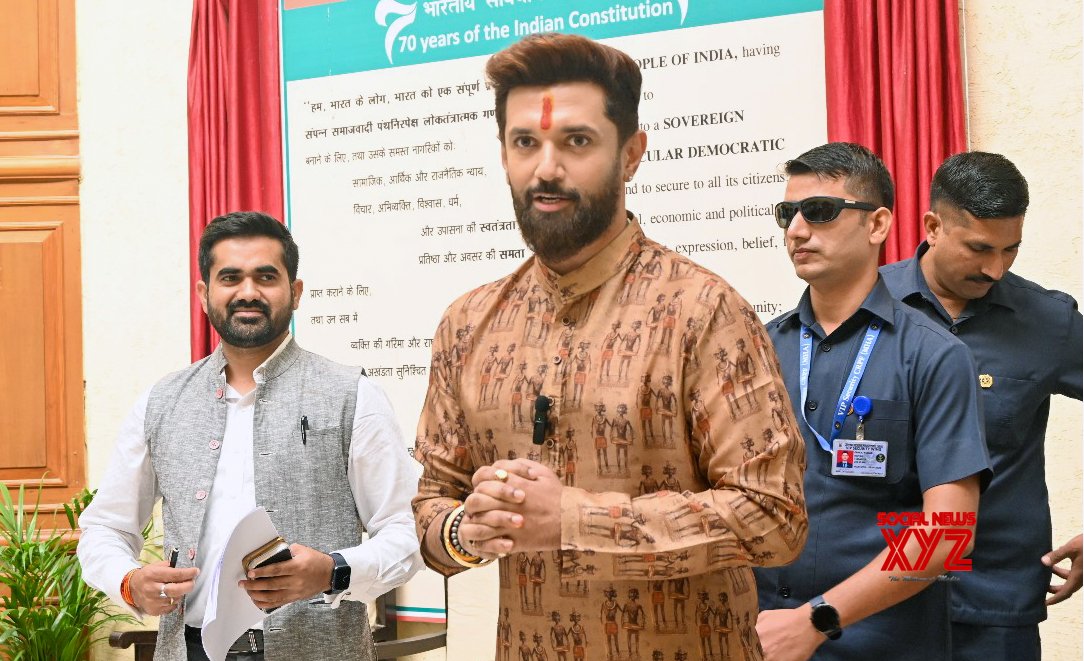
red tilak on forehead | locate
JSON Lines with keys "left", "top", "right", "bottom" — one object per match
{"left": 540, "top": 95, "right": 553, "bottom": 130}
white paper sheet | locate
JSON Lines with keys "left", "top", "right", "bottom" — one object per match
{"left": 200, "top": 507, "right": 282, "bottom": 661}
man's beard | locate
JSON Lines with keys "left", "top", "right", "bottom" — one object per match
{"left": 207, "top": 297, "right": 293, "bottom": 348}
{"left": 511, "top": 162, "right": 622, "bottom": 264}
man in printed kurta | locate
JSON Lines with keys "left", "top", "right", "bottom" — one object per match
{"left": 413, "top": 33, "right": 807, "bottom": 661}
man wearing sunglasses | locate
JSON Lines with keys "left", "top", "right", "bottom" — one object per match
{"left": 881, "top": 152, "right": 1083, "bottom": 661}
{"left": 753, "top": 142, "right": 991, "bottom": 661}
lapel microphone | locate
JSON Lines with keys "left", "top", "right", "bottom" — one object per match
{"left": 532, "top": 395, "right": 552, "bottom": 445}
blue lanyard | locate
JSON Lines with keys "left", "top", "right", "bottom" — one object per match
{"left": 798, "top": 321, "right": 881, "bottom": 452}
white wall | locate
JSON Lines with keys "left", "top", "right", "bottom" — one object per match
{"left": 962, "top": 2, "right": 1083, "bottom": 659}
{"left": 77, "top": 3, "right": 193, "bottom": 657}
{"left": 78, "top": 1, "right": 193, "bottom": 485}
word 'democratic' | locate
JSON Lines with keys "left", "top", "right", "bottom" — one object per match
{"left": 876, "top": 511, "right": 977, "bottom": 572}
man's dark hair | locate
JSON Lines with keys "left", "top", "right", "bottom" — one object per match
{"left": 784, "top": 142, "right": 895, "bottom": 211}
{"left": 485, "top": 33, "right": 642, "bottom": 144}
{"left": 929, "top": 151, "right": 1029, "bottom": 219}
{"left": 198, "top": 211, "right": 299, "bottom": 282}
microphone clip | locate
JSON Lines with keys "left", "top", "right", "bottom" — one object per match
{"left": 532, "top": 395, "right": 552, "bottom": 445}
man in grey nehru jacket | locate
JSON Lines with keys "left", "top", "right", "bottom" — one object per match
{"left": 78, "top": 211, "right": 421, "bottom": 661}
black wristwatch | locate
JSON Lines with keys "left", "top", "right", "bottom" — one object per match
{"left": 326, "top": 552, "right": 351, "bottom": 594}
{"left": 809, "top": 595, "right": 842, "bottom": 640}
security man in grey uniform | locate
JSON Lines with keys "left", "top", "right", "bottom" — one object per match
{"left": 881, "top": 151, "right": 1083, "bottom": 661}
{"left": 754, "top": 142, "right": 991, "bottom": 661}
{"left": 78, "top": 211, "right": 422, "bottom": 661}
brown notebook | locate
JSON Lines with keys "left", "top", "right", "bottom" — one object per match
{"left": 242, "top": 536, "right": 292, "bottom": 573}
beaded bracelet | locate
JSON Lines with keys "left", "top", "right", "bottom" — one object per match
{"left": 441, "top": 504, "right": 494, "bottom": 568}
{"left": 120, "top": 568, "right": 139, "bottom": 607}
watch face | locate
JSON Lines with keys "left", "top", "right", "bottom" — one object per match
{"left": 811, "top": 603, "right": 840, "bottom": 631}
{"left": 330, "top": 554, "right": 351, "bottom": 591}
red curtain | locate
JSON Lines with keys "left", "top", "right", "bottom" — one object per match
{"left": 188, "top": 0, "right": 284, "bottom": 361}
{"left": 824, "top": 0, "right": 967, "bottom": 264}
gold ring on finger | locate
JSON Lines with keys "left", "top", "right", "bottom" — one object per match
{"left": 494, "top": 468, "right": 509, "bottom": 483}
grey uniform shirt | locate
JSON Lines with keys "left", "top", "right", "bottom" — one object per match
{"left": 755, "top": 278, "right": 991, "bottom": 660}
{"left": 882, "top": 242, "right": 1083, "bottom": 626}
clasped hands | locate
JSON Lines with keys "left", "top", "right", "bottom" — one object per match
{"left": 459, "top": 458, "right": 563, "bottom": 560}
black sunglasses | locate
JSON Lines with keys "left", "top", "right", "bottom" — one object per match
{"left": 774, "top": 196, "right": 879, "bottom": 229}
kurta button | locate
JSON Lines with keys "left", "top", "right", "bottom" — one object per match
{"left": 778, "top": 586, "right": 791, "bottom": 598}
{"left": 562, "top": 316, "right": 571, "bottom": 325}
{"left": 195, "top": 490, "right": 208, "bottom": 501}
{"left": 209, "top": 440, "right": 221, "bottom": 450}
{"left": 807, "top": 400, "right": 818, "bottom": 411}
{"left": 820, "top": 343, "right": 832, "bottom": 352}
{"left": 215, "top": 388, "right": 224, "bottom": 399}
{"left": 950, "top": 326, "right": 959, "bottom": 334}
{"left": 188, "top": 547, "right": 197, "bottom": 560}
{"left": 552, "top": 356, "right": 562, "bottom": 365}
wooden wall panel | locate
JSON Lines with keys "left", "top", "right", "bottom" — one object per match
{"left": 0, "top": 227, "right": 51, "bottom": 469}
{"left": 0, "top": 0, "right": 42, "bottom": 98}
{"left": 0, "top": 0, "right": 84, "bottom": 505}
{"left": 0, "top": 0, "right": 60, "bottom": 116}
{"left": 0, "top": 0, "right": 72, "bottom": 132}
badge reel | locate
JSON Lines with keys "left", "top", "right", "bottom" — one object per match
{"left": 831, "top": 396, "right": 887, "bottom": 477}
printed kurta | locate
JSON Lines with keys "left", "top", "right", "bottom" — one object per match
{"left": 414, "top": 219, "right": 807, "bottom": 661}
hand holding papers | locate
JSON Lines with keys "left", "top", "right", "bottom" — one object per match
{"left": 200, "top": 507, "right": 284, "bottom": 661}
{"left": 242, "top": 536, "right": 293, "bottom": 614}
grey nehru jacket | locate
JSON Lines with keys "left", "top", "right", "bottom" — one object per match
{"left": 145, "top": 339, "right": 374, "bottom": 661}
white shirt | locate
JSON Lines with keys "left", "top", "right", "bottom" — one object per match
{"left": 77, "top": 339, "right": 423, "bottom": 624}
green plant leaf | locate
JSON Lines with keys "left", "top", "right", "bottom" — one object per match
{"left": 0, "top": 482, "right": 143, "bottom": 660}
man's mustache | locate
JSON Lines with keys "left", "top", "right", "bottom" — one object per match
{"left": 228, "top": 300, "right": 271, "bottom": 316}
{"left": 966, "top": 274, "right": 997, "bottom": 284}
{"left": 526, "top": 181, "right": 581, "bottom": 200}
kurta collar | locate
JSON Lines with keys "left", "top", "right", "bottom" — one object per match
{"left": 531, "top": 212, "right": 643, "bottom": 304}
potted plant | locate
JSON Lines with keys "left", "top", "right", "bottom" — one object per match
{"left": 0, "top": 483, "right": 152, "bottom": 661}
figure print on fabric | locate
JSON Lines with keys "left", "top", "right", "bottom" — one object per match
{"left": 655, "top": 375, "right": 679, "bottom": 448}
{"left": 558, "top": 549, "right": 597, "bottom": 598}
{"left": 414, "top": 223, "right": 804, "bottom": 661}
{"left": 599, "top": 322, "right": 624, "bottom": 385}
{"left": 579, "top": 503, "right": 654, "bottom": 548}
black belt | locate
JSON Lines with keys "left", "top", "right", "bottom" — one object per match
{"left": 185, "top": 625, "right": 265, "bottom": 655}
